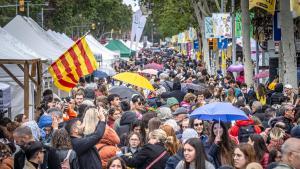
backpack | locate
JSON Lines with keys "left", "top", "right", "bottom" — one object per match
{"left": 238, "top": 125, "right": 255, "bottom": 143}
{"left": 61, "top": 150, "right": 72, "bottom": 169}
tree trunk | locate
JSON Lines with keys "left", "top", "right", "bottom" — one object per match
{"left": 280, "top": 0, "right": 297, "bottom": 89}
{"left": 241, "top": 0, "right": 254, "bottom": 87}
{"left": 192, "top": 0, "right": 211, "bottom": 74}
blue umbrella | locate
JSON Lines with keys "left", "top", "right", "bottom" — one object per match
{"left": 93, "top": 70, "right": 108, "bottom": 78}
{"left": 190, "top": 102, "right": 248, "bottom": 122}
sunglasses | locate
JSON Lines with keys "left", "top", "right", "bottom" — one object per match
{"left": 194, "top": 123, "right": 203, "bottom": 127}
{"left": 137, "top": 102, "right": 144, "bottom": 106}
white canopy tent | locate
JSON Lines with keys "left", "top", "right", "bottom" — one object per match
{"left": 4, "top": 15, "right": 64, "bottom": 61}
{"left": 86, "top": 35, "right": 119, "bottom": 67}
{"left": 0, "top": 27, "right": 42, "bottom": 119}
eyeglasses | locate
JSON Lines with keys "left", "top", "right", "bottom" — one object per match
{"left": 194, "top": 123, "right": 203, "bottom": 127}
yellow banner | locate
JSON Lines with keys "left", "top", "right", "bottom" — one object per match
{"left": 249, "top": 0, "right": 276, "bottom": 15}
{"left": 291, "top": 0, "right": 300, "bottom": 17}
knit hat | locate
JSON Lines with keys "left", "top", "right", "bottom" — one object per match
{"left": 38, "top": 115, "right": 52, "bottom": 129}
{"left": 164, "top": 119, "right": 179, "bottom": 132}
{"left": 157, "top": 107, "right": 172, "bottom": 121}
{"left": 181, "top": 128, "right": 198, "bottom": 143}
{"left": 167, "top": 97, "right": 179, "bottom": 107}
{"left": 291, "top": 125, "right": 300, "bottom": 139}
{"left": 172, "top": 107, "right": 188, "bottom": 116}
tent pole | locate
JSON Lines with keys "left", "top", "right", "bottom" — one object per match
{"left": 24, "top": 62, "right": 29, "bottom": 118}
{"left": 36, "top": 61, "right": 42, "bottom": 119}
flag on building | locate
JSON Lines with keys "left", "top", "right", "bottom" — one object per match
{"left": 48, "top": 36, "right": 97, "bottom": 91}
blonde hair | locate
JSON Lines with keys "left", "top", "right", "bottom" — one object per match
{"left": 148, "top": 129, "right": 167, "bottom": 143}
{"left": 183, "top": 93, "right": 196, "bottom": 103}
{"left": 82, "top": 107, "right": 99, "bottom": 135}
{"left": 269, "top": 127, "right": 285, "bottom": 140}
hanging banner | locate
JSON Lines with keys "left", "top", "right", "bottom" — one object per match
{"left": 291, "top": 0, "right": 300, "bottom": 18}
{"left": 235, "top": 12, "right": 254, "bottom": 38}
{"left": 249, "top": 0, "right": 276, "bottom": 15}
{"left": 130, "top": 10, "right": 147, "bottom": 47}
{"left": 178, "top": 32, "right": 185, "bottom": 44}
{"left": 194, "top": 40, "right": 199, "bottom": 50}
{"left": 212, "top": 13, "right": 232, "bottom": 38}
{"left": 273, "top": 11, "right": 281, "bottom": 41}
{"left": 188, "top": 27, "right": 197, "bottom": 40}
{"left": 205, "top": 17, "right": 214, "bottom": 38}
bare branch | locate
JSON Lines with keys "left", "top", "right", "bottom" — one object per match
{"left": 214, "top": 0, "right": 221, "bottom": 12}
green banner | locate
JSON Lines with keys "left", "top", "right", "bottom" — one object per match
{"left": 235, "top": 12, "right": 254, "bottom": 38}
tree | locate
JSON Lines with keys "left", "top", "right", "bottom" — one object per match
{"left": 241, "top": 0, "right": 253, "bottom": 87}
{"left": 280, "top": 0, "right": 297, "bottom": 89}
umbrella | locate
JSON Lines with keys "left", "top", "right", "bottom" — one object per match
{"left": 254, "top": 71, "right": 269, "bottom": 79}
{"left": 144, "top": 63, "right": 164, "bottom": 70}
{"left": 227, "top": 64, "right": 244, "bottom": 72}
{"left": 190, "top": 102, "right": 248, "bottom": 122}
{"left": 98, "top": 66, "right": 116, "bottom": 76}
{"left": 109, "top": 86, "right": 142, "bottom": 100}
{"left": 93, "top": 70, "right": 108, "bottom": 78}
{"left": 139, "top": 69, "right": 158, "bottom": 75}
{"left": 181, "top": 83, "right": 207, "bottom": 92}
{"left": 113, "top": 72, "right": 155, "bottom": 91}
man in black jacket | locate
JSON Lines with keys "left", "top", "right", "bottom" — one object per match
{"left": 13, "top": 125, "right": 60, "bottom": 169}
{"left": 66, "top": 110, "right": 106, "bottom": 169}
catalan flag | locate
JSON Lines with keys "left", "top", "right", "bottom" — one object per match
{"left": 48, "top": 36, "right": 97, "bottom": 91}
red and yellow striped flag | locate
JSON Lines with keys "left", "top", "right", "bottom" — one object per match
{"left": 48, "top": 36, "right": 97, "bottom": 91}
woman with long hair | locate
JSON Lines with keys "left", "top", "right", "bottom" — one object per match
{"left": 189, "top": 118, "right": 208, "bottom": 143}
{"left": 233, "top": 143, "right": 256, "bottom": 169}
{"left": 82, "top": 107, "right": 100, "bottom": 136}
{"left": 248, "top": 134, "right": 269, "bottom": 169}
{"left": 160, "top": 124, "right": 180, "bottom": 155}
{"left": 148, "top": 117, "right": 161, "bottom": 133}
{"left": 52, "top": 128, "right": 80, "bottom": 169}
{"left": 121, "top": 129, "right": 170, "bottom": 169}
{"left": 207, "top": 121, "right": 235, "bottom": 168}
{"left": 175, "top": 138, "right": 215, "bottom": 169}
{"left": 256, "top": 84, "right": 267, "bottom": 105}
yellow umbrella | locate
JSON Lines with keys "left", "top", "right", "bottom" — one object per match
{"left": 113, "top": 72, "right": 155, "bottom": 91}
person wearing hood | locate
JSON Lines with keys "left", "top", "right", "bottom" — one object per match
{"left": 115, "top": 111, "right": 137, "bottom": 140}
{"left": 96, "top": 126, "right": 120, "bottom": 168}
{"left": 161, "top": 78, "right": 186, "bottom": 103}
{"left": 269, "top": 83, "right": 286, "bottom": 105}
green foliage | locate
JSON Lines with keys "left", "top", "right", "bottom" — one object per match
{"left": 0, "top": 0, "right": 132, "bottom": 39}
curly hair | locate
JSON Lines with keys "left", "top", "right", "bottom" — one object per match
{"left": 51, "top": 128, "right": 72, "bottom": 149}
{"left": 0, "top": 142, "right": 12, "bottom": 162}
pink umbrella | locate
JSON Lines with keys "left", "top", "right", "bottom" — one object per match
{"left": 139, "top": 69, "right": 158, "bottom": 75}
{"left": 254, "top": 71, "right": 269, "bottom": 79}
{"left": 144, "top": 63, "right": 164, "bottom": 70}
{"left": 227, "top": 64, "right": 244, "bottom": 72}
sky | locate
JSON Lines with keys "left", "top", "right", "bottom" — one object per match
{"left": 122, "top": 0, "right": 140, "bottom": 12}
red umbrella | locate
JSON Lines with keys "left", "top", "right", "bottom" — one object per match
{"left": 254, "top": 71, "right": 269, "bottom": 79}
{"left": 144, "top": 63, "right": 163, "bottom": 70}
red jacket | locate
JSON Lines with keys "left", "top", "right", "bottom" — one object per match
{"left": 229, "top": 118, "right": 262, "bottom": 137}
{"left": 260, "top": 152, "right": 269, "bottom": 169}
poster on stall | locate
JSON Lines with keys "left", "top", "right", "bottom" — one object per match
{"left": 205, "top": 17, "right": 214, "bottom": 38}
{"left": 249, "top": 0, "right": 276, "bottom": 15}
{"left": 212, "top": 13, "right": 232, "bottom": 38}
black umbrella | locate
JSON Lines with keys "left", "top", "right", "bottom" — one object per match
{"left": 181, "top": 83, "right": 207, "bottom": 92}
{"left": 109, "top": 86, "right": 142, "bottom": 100}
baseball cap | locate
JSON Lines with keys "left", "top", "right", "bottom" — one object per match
{"left": 172, "top": 107, "right": 188, "bottom": 116}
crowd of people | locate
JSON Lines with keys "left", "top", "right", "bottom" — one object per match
{"left": 0, "top": 48, "right": 300, "bottom": 169}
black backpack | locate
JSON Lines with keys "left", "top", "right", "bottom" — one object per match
{"left": 238, "top": 125, "right": 255, "bottom": 143}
